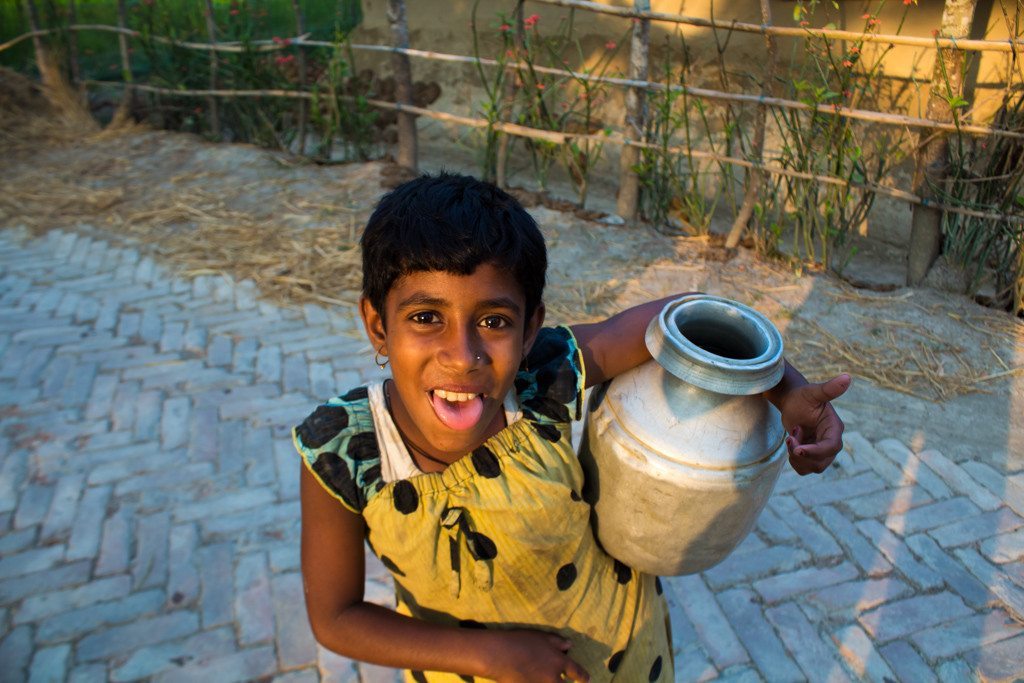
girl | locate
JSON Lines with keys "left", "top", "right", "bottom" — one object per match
{"left": 294, "top": 173, "right": 849, "bottom": 682}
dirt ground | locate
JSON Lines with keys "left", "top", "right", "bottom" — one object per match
{"left": 2, "top": 69, "right": 1022, "bottom": 470}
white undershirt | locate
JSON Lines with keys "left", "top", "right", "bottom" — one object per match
{"left": 367, "top": 381, "right": 522, "bottom": 483}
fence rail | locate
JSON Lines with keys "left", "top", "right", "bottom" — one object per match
{"left": 6, "top": 1, "right": 1024, "bottom": 275}
{"left": 4, "top": 25, "right": 1023, "bottom": 142}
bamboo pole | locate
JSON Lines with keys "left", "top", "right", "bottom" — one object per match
{"left": 83, "top": 78, "right": 1024, "bottom": 227}
{"left": 10, "top": 10, "right": 1024, "bottom": 56}
{"left": 387, "top": 0, "right": 418, "bottom": 171}
{"left": 908, "top": 0, "right": 979, "bottom": 286}
{"left": 725, "top": 0, "right": 776, "bottom": 249}
{"left": 11, "top": 28, "right": 1020, "bottom": 143}
{"left": 291, "top": 0, "right": 308, "bottom": 155}
{"left": 495, "top": 1, "right": 525, "bottom": 188}
{"left": 617, "top": 0, "right": 650, "bottom": 222}
{"left": 202, "top": 0, "right": 221, "bottom": 139}
{"left": 529, "top": 0, "right": 1024, "bottom": 53}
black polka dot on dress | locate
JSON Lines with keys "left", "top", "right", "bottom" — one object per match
{"left": 556, "top": 562, "right": 577, "bottom": 590}
{"left": 471, "top": 446, "right": 501, "bottom": 478}
{"left": 613, "top": 560, "right": 632, "bottom": 585}
{"left": 608, "top": 649, "right": 625, "bottom": 673}
{"left": 393, "top": 480, "right": 419, "bottom": 514}
{"left": 533, "top": 423, "right": 561, "bottom": 442}
{"left": 649, "top": 655, "right": 663, "bottom": 681}
{"left": 296, "top": 405, "right": 349, "bottom": 448}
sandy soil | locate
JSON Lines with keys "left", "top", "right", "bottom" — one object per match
{"left": 2, "top": 70, "right": 1022, "bottom": 471}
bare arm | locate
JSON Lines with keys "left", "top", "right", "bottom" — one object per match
{"left": 570, "top": 293, "right": 693, "bottom": 389}
{"left": 299, "top": 465, "right": 590, "bottom": 681}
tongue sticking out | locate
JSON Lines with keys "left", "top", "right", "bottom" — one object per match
{"left": 430, "top": 393, "right": 485, "bottom": 431}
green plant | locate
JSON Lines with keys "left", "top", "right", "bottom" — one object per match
{"left": 760, "top": 0, "right": 914, "bottom": 265}
{"left": 310, "top": 36, "right": 378, "bottom": 162}
{"left": 638, "top": 33, "right": 731, "bottom": 235}
{"left": 474, "top": 8, "right": 623, "bottom": 205}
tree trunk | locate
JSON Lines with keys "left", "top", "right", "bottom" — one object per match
{"left": 387, "top": 0, "right": 418, "bottom": 171}
{"left": 907, "top": 0, "right": 979, "bottom": 285}
{"left": 291, "top": 0, "right": 308, "bottom": 155}
{"left": 725, "top": 0, "right": 777, "bottom": 249}
{"left": 202, "top": 0, "right": 221, "bottom": 139}
{"left": 616, "top": 0, "right": 650, "bottom": 222}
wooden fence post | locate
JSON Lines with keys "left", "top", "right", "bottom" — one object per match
{"left": 23, "top": 0, "right": 51, "bottom": 84}
{"left": 907, "top": 0, "right": 979, "bottom": 285}
{"left": 67, "top": 0, "right": 82, "bottom": 88}
{"left": 725, "top": 0, "right": 777, "bottom": 249}
{"left": 115, "top": 0, "right": 135, "bottom": 118}
{"left": 387, "top": 0, "right": 418, "bottom": 171}
{"left": 291, "top": 0, "right": 308, "bottom": 155}
{"left": 496, "top": 0, "right": 524, "bottom": 188}
{"left": 616, "top": 0, "right": 650, "bottom": 222}
{"left": 202, "top": 0, "right": 221, "bottom": 139}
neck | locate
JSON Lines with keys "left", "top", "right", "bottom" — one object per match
{"left": 383, "top": 380, "right": 459, "bottom": 472}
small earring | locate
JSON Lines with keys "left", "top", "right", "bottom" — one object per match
{"left": 374, "top": 345, "right": 389, "bottom": 369}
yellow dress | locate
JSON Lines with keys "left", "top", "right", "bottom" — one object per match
{"left": 294, "top": 326, "right": 672, "bottom": 682}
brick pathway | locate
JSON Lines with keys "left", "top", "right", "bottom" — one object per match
{"left": 1, "top": 227, "right": 1022, "bottom": 682}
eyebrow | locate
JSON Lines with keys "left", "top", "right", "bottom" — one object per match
{"left": 396, "top": 293, "right": 522, "bottom": 315}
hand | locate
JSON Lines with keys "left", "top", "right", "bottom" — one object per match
{"left": 776, "top": 373, "right": 851, "bottom": 475}
{"left": 480, "top": 629, "right": 590, "bottom": 683}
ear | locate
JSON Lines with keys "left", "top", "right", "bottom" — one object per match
{"left": 521, "top": 302, "right": 546, "bottom": 357}
{"left": 359, "top": 296, "right": 388, "bottom": 353}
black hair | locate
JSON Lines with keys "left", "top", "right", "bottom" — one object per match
{"left": 360, "top": 172, "right": 547, "bottom": 324}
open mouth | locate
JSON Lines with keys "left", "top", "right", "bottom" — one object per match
{"left": 430, "top": 389, "right": 485, "bottom": 431}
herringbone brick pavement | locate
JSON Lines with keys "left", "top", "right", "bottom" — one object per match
{"left": 0, "top": 226, "right": 1022, "bottom": 681}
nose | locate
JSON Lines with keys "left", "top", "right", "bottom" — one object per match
{"left": 438, "top": 324, "right": 483, "bottom": 371}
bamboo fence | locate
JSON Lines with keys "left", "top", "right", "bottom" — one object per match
{"left": 3, "top": 1, "right": 1023, "bottom": 228}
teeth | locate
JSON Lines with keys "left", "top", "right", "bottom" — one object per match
{"left": 435, "top": 389, "right": 478, "bottom": 402}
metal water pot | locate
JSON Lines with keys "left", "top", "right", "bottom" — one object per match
{"left": 579, "top": 294, "right": 787, "bottom": 576}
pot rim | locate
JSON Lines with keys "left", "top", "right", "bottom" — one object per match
{"left": 645, "top": 294, "right": 785, "bottom": 395}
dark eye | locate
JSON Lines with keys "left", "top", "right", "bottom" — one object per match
{"left": 480, "top": 315, "right": 511, "bottom": 329}
{"left": 410, "top": 311, "right": 439, "bottom": 325}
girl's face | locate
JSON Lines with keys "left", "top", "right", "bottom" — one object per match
{"left": 360, "top": 263, "right": 544, "bottom": 462}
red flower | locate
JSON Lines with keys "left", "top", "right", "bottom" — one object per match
{"left": 505, "top": 49, "right": 515, "bottom": 58}
{"left": 536, "top": 83, "right": 546, "bottom": 90}
{"left": 275, "top": 55, "right": 295, "bottom": 65}
{"left": 842, "top": 60, "right": 853, "bottom": 68}
{"left": 850, "top": 46, "right": 860, "bottom": 54}
{"left": 862, "top": 13, "right": 871, "bottom": 19}
{"left": 904, "top": 0, "right": 915, "bottom": 5}
{"left": 272, "top": 36, "right": 283, "bottom": 44}
{"left": 499, "top": 23, "right": 511, "bottom": 32}
{"left": 524, "top": 13, "right": 540, "bottom": 28}
{"left": 799, "top": 20, "right": 809, "bottom": 27}
{"left": 605, "top": 40, "right": 616, "bottom": 50}
{"left": 229, "top": 8, "right": 239, "bottom": 15}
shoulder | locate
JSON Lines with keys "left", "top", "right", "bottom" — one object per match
{"left": 293, "top": 386, "right": 384, "bottom": 513}
{"left": 515, "top": 326, "right": 585, "bottom": 423}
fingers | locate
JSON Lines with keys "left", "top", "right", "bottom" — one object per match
{"left": 801, "top": 373, "right": 852, "bottom": 405}
{"left": 786, "top": 418, "right": 844, "bottom": 476}
{"left": 562, "top": 657, "right": 590, "bottom": 683}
